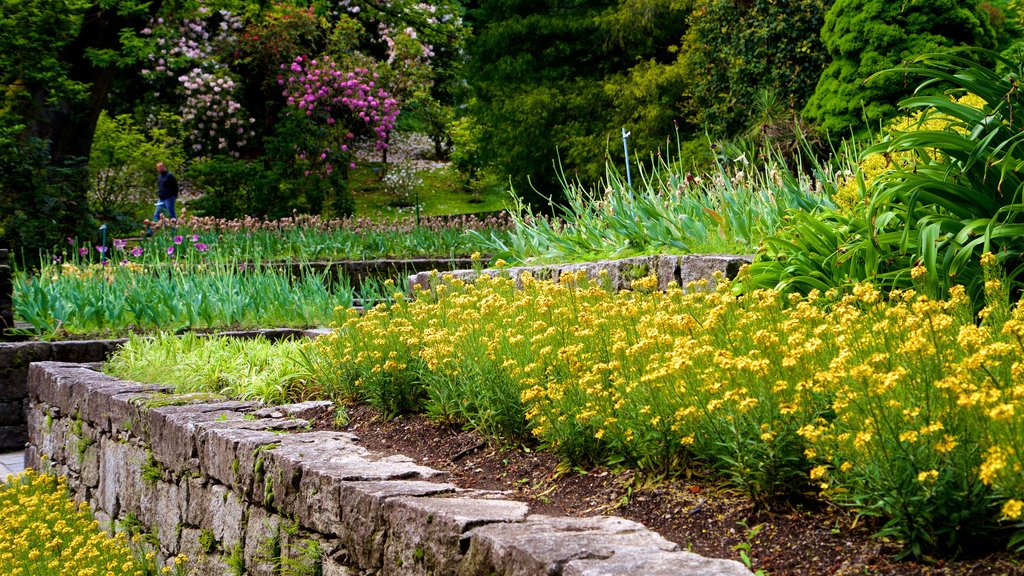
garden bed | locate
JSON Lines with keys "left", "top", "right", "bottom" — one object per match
{"left": 329, "top": 404, "right": 1024, "bottom": 576}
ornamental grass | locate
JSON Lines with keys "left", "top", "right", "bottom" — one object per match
{"left": 0, "top": 470, "right": 186, "bottom": 575}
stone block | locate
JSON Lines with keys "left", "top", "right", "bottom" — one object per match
{"left": 322, "top": 557, "right": 357, "bottom": 576}
{"left": 655, "top": 255, "right": 680, "bottom": 290}
{"left": 210, "top": 484, "right": 247, "bottom": 552}
{"left": 615, "top": 256, "right": 659, "bottom": 291}
{"left": 382, "top": 496, "right": 529, "bottom": 576}
{"left": 178, "top": 527, "right": 205, "bottom": 563}
{"left": 259, "top": 432, "right": 368, "bottom": 514}
{"left": 49, "top": 340, "right": 119, "bottom": 363}
{"left": 96, "top": 436, "right": 127, "bottom": 518}
{"left": 244, "top": 505, "right": 281, "bottom": 576}
{"left": 197, "top": 426, "right": 288, "bottom": 499}
{"left": 335, "top": 480, "right": 457, "bottom": 569}
{"left": 149, "top": 403, "right": 255, "bottom": 475}
{"left": 459, "top": 515, "right": 677, "bottom": 576}
{"left": 563, "top": 548, "right": 753, "bottom": 576}
{"left": 80, "top": 439, "right": 100, "bottom": 488}
{"left": 678, "top": 254, "right": 752, "bottom": 292}
{"left": 1, "top": 342, "right": 51, "bottom": 401}
{"left": 185, "top": 552, "right": 232, "bottom": 576}
{"left": 117, "top": 441, "right": 153, "bottom": 524}
{"left": 155, "top": 479, "right": 187, "bottom": 553}
{"left": 252, "top": 400, "right": 333, "bottom": 421}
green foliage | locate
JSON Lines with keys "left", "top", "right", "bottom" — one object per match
{"left": 470, "top": 136, "right": 834, "bottom": 263}
{"left": 746, "top": 50, "right": 1024, "bottom": 303}
{"left": 89, "top": 111, "right": 184, "bottom": 234}
{"left": 0, "top": 136, "right": 97, "bottom": 262}
{"left": 680, "top": 0, "right": 832, "bottom": 138}
{"left": 14, "top": 256, "right": 357, "bottom": 334}
{"left": 141, "top": 448, "right": 163, "bottom": 485}
{"left": 803, "top": 0, "right": 996, "bottom": 134}
{"left": 464, "top": 0, "right": 692, "bottom": 198}
{"left": 198, "top": 528, "right": 217, "bottom": 553}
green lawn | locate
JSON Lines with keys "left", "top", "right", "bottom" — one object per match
{"left": 350, "top": 163, "right": 510, "bottom": 219}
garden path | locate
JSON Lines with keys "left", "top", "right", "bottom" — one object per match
{"left": 0, "top": 450, "right": 24, "bottom": 480}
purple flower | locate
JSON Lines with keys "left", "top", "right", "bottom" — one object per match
{"left": 173, "top": 235, "right": 184, "bottom": 245}
{"left": 195, "top": 242, "right": 208, "bottom": 252}
{"left": 113, "top": 239, "right": 127, "bottom": 250}
{"left": 96, "top": 245, "right": 108, "bottom": 254}
{"left": 79, "top": 247, "right": 88, "bottom": 257}
{"left": 67, "top": 237, "right": 74, "bottom": 246}
{"left": 190, "top": 234, "right": 199, "bottom": 242}
{"left": 120, "top": 259, "right": 129, "bottom": 265}
{"left": 131, "top": 246, "right": 143, "bottom": 258}
{"left": 53, "top": 255, "right": 61, "bottom": 263}
{"left": 167, "top": 246, "right": 175, "bottom": 256}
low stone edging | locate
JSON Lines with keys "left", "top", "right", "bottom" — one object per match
{"left": 26, "top": 361, "right": 751, "bottom": 575}
{"left": 407, "top": 254, "right": 753, "bottom": 294}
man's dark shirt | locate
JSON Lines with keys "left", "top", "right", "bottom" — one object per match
{"left": 158, "top": 171, "right": 179, "bottom": 200}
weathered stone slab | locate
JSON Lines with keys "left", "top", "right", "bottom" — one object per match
{"left": 148, "top": 402, "right": 266, "bottom": 475}
{"left": 96, "top": 436, "right": 126, "bottom": 518}
{"left": 334, "top": 480, "right": 458, "bottom": 569}
{"left": 197, "top": 426, "right": 288, "bottom": 498}
{"left": 0, "top": 342, "right": 51, "bottom": 399}
{"left": 259, "top": 432, "right": 370, "bottom": 513}
{"left": 252, "top": 400, "right": 333, "bottom": 421}
{"left": 210, "top": 483, "right": 247, "bottom": 552}
{"left": 563, "top": 548, "right": 753, "bottom": 576}
{"left": 655, "top": 255, "right": 680, "bottom": 290}
{"left": 154, "top": 479, "right": 188, "bottom": 553}
{"left": 49, "top": 340, "right": 122, "bottom": 363}
{"left": 459, "top": 515, "right": 678, "bottom": 576}
{"left": 243, "top": 505, "right": 281, "bottom": 576}
{"left": 382, "top": 496, "right": 529, "bottom": 576}
{"left": 678, "top": 254, "right": 751, "bottom": 291}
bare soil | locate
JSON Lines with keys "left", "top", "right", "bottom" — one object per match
{"left": 312, "top": 404, "right": 1024, "bottom": 576}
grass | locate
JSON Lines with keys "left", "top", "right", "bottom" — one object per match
{"left": 349, "top": 164, "right": 509, "bottom": 219}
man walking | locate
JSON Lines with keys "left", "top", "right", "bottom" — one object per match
{"left": 149, "top": 162, "right": 179, "bottom": 236}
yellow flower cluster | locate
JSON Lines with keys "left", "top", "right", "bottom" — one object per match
{"left": 0, "top": 470, "right": 150, "bottom": 576}
{"left": 834, "top": 93, "right": 988, "bottom": 212}
{"left": 318, "top": 270, "right": 1024, "bottom": 519}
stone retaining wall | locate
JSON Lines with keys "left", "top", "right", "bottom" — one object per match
{"left": 407, "top": 254, "right": 752, "bottom": 294}
{"left": 26, "top": 362, "right": 751, "bottom": 575}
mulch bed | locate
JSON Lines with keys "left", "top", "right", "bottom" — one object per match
{"left": 308, "top": 404, "right": 1024, "bottom": 576}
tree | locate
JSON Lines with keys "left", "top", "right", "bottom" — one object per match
{"left": 464, "top": 0, "right": 692, "bottom": 201}
{"left": 0, "top": 0, "right": 157, "bottom": 257}
{"left": 680, "top": 0, "right": 833, "bottom": 139}
{"left": 803, "top": 0, "right": 996, "bottom": 134}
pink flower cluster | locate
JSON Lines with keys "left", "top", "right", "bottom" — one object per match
{"left": 280, "top": 56, "right": 399, "bottom": 151}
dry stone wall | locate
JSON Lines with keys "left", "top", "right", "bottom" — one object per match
{"left": 26, "top": 362, "right": 751, "bottom": 576}
{"left": 407, "top": 254, "right": 752, "bottom": 294}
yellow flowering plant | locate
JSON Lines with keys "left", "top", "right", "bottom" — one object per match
{"left": 304, "top": 269, "right": 1024, "bottom": 558}
{"left": 0, "top": 469, "right": 184, "bottom": 576}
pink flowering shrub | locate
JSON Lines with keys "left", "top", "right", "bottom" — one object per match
{"left": 280, "top": 56, "right": 399, "bottom": 153}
